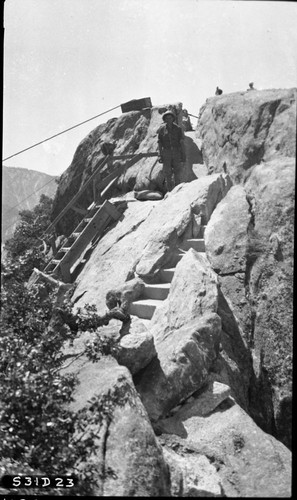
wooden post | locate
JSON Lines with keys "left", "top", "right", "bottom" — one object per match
{"left": 107, "top": 153, "right": 114, "bottom": 172}
{"left": 49, "top": 234, "right": 57, "bottom": 255}
{"left": 93, "top": 179, "right": 96, "bottom": 203}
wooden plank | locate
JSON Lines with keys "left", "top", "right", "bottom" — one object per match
{"left": 112, "top": 152, "right": 158, "bottom": 160}
{"left": 59, "top": 261, "right": 71, "bottom": 283}
{"left": 100, "top": 177, "right": 118, "bottom": 200}
{"left": 121, "top": 98, "right": 152, "bottom": 113}
{"left": 59, "top": 202, "right": 112, "bottom": 270}
{"left": 96, "top": 161, "right": 130, "bottom": 191}
{"left": 49, "top": 234, "right": 57, "bottom": 254}
{"left": 92, "top": 180, "right": 96, "bottom": 202}
{"left": 70, "top": 205, "right": 88, "bottom": 215}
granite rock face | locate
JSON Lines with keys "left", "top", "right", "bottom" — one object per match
{"left": 135, "top": 173, "right": 232, "bottom": 278}
{"left": 51, "top": 103, "right": 196, "bottom": 235}
{"left": 204, "top": 185, "right": 251, "bottom": 274}
{"left": 204, "top": 156, "right": 293, "bottom": 448}
{"left": 204, "top": 184, "right": 253, "bottom": 411}
{"left": 158, "top": 398, "right": 291, "bottom": 497}
{"left": 72, "top": 174, "right": 231, "bottom": 311}
{"left": 47, "top": 91, "right": 293, "bottom": 496}
{"left": 135, "top": 250, "right": 222, "bottom": 421}
{"left": 62, "top": 355, "right": 170, "bottom": 496}
{"left": 244, "top": 158, "right": 294, "bottom": 448}
{"left": 163, "top": 447, "right": 223, "bottom": 497}
{"left": 114, "top": 327, "right": 157, "bottom": 375}
{"left": 197, "top": 88, "right": 296, "bottom": 182}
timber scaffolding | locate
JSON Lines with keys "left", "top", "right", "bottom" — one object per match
{"left": 43, "top": 151, "right": 158, "bottom": 283}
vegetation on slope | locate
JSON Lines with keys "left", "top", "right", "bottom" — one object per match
{"left": 0, "top": 195, "right": 120, "bottom": 495}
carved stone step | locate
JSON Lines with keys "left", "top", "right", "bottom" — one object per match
{"left": 181, "top": 238, "right": 205, "bottom": 252}
{"left": 170, "top": 252, "right": 186, "bottom": 266}
{"left": 160, "top": 268, "right": 175, "bottom": 283}
{"left": 130, "top": 299, "right": 162, "bottom": 320}
{"left": 143, "top": 283, "right": 171, "bottom": 300}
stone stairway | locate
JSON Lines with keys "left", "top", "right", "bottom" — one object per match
{"left": 130, "top": 225, "right": 206, "bottom": 321}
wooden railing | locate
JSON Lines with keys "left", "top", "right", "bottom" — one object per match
{"left": 44, "top": 151, "right": 158, "bottom": 238}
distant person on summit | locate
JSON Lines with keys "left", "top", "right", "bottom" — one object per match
{"left": 215, "top": 86, "right": 223, "bottom": 95}
{"left": 157, "top": 110, "right": 186, "bottom": 192}
{"left": 247, "top": 82, "right": 256, "bottom": 91}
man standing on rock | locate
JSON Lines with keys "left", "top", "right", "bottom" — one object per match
{"left": 157, "top": 110, "right": 186, "bottom": 192}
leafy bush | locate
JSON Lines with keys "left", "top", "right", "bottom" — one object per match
{"left": 3, "top": 194, "right": 54, "bottom": 282}
{"left": 0, "top": 279, "right": 76, "bottom": 472}
{"left": 0, "top": 197, "right": 122, "bottom": 495}
{"left": 4, "top": 194, "right": 53, "bottom": 259}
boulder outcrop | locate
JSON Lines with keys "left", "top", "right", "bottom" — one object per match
{"left": 73, "top": 173, "right": 231, "bottom": 311}
{"left": 204, "top": 185, "right": 251, "bottom": 274}
{"left": 135, "top": 250, "right": 222, "bottom": 421}
{"left": 135, "top": 174, "right": 232, "bottom": 278}
{"left": 44, "top": 91, "right": 293, "bottom": 496}
{"left": 244, "top": 158, "right": 294, "bottom": 448}
{"left": 114, "top": 324, "right": 157, "bottom": 375}
{"left": 51, "top": 103, "right": 196, "bottom": 235}
{"left": 196, "top": 88, "right": 296, "bottom": 183}
{"left": 204, "top": 156, "right": 294, "bottom": 448}
{"left": 157, "top": 397, "right": 291, "bottom": 497}
{"left": 62, "top": 355, "right": 170, "bottom": 496}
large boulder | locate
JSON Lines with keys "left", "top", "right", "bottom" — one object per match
{"left": 62, "top": 355, "right": 170, "bottom": 496}
{"left": 197, "top": 88, "right": 296, "bottom": 183}
{"left": 51, "top": 102, "right": 196, "bottom": 235}
{"left": 134, "top": 250, "right": 222, "bottom": 421}
{"left": 160, "top": 380, "right": 232, "bottom": 423}
{"left": 163, "top": 447, "right": 223, "bottom": 497}
{"left": 151, "top": 250, "right": 220, "bottom": 337}
{"left": 105, "top": 276, "right": 145, "bottom": 311}
{"left": 157, "top": 397, "right": 291, "bottom": 497}
{"left": 204, "top": 184, "right": 254, "bottom": 411}
{"left": 204, "top": 185, "right": 251, "bottom": 274}
{"left": 244, "top": 158, "right": 294, "bottom": 448}
{"left": 203, "top": 158, "right": 293, "bottom": 448}
{"left": 135, "top": 314, "right": 221, "bottom": 422}
{"left": 210, "top": 284, "right": 253, "bottom": 413}
{"left": 113, "top": 326, "right": 157, "bottom": 375}
{"left": 51, "top": 110, "right": 152, "bottom": 234}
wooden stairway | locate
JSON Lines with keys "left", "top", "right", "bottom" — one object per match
{"left": 130, "top": 225, "right": 207, "bottom": 320}
{"left": 43, "top": 200, "right": 121, "bottom": 283}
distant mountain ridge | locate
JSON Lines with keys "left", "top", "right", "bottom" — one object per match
{"left": 2, "top": 166, "right": 58, "bottom": 242}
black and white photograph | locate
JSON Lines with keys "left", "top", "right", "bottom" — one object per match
{"left": 1, "top": 0, "right": 295, "bottom": 496}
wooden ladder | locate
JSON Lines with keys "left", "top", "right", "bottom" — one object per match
{"left": 42, "top": 151, "right": 158, "bottom": 282}
{"left": 43, "top": 200, "right": 121, "bottom": 283}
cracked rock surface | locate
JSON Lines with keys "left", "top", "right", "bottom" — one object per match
{"left": 50, "top": 93, "right": 294, "bottom": 495}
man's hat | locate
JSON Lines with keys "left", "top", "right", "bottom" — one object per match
{"left": 162, "top": 110, "right": 175, "bottom": 121}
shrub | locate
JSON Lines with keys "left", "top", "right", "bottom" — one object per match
{"left": 1, "top": 195, "right": 122, "bottom": 495}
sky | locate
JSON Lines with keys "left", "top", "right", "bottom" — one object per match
{"left": 3, "top": 0, "right": 297, "bottom": 177}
